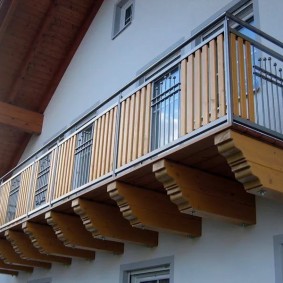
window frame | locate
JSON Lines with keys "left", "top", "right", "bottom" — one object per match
{"left": 120, "top": 256, "right": 174, "bottom": 283}
{"left": 113, "top": 0, "right": 134, "bottom": 39}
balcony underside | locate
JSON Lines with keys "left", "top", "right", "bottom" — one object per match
{"left": 0, "top": 124, "right": 282, "bottom": 273}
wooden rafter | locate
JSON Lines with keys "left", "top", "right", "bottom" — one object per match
{"left": 45, "top": 211, "right": 124, "bottom": 254}
{"left": 0, "top": 0, "right": 18, "bottom": 44}
{"left": 0, "top": 260, "right": 33, "bottom": 273}
{"left": 0, "top": 101, "right": 43, "bottom": 134}
{"left": 72, "top": 198, "right": 158, "bottom": 247}
{"left": 5, "top": 230, "right": 71, "bottom": 265}
{"left": 108, "top": 181, "right": 201, "bottom": 237}
{"left": 22, "top": 222, "right": 95, "bottom": 260}
{"left": 38, "top": 0, "right": 105, "bottom": 112}
{"left": 5, "top": 1, "right": 56, "bottom": 104}
{"left": 0, "top": 269, "right": 18, "bottom": 276}
{"left": 0, "top": 239, "right": 51, "bottom": 269}
{"left": 215, "top": 129, "right": 283, "bottom": 201}
{"left": 153, "top": 159, "right": 256, "bottom": 225}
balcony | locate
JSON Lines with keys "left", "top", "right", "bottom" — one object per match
{"left": 0, "top": 12, "right": 283, "bottom": 271}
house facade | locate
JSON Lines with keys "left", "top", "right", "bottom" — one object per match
{"left": 0, "top": 0, "right": 283, "bottom": 282}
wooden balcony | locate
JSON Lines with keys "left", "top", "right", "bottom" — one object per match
{"left": 0, "top": 13, "right": 282, "bottom": 273}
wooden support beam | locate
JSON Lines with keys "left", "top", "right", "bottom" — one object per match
{"left": 5, "top": 1, "right": 56, "bottom": 104}
{"left": 0, "top": 101, "right": 43, "bottom": 134}
{"left": 5, "top": 230, "right": 71, "bottom": 265}
{"left": 0, "top": 269, "right": 18, "bottom": 276}
{"left": 72, "top": 198, "right": 158, "bottom": 247}
{"left": 0, "top": 239, "right": 51, "bottom": 269}
{"left": 153, "top": 159, "right": 256, "bottom": 225}
{"left": 108, "top": 181, "right": 201, "bottom": 237}
{"left": 0, "top": 260, "right": 33, "bottom": 273}
{"left": 22, "top": 222, "right": 95, "bottom": 260}
{"left": 45, "top": 211, "right": 124, "bottom": 254}
{"left": 215, "top": 129, "right": 283, "bottom": 201}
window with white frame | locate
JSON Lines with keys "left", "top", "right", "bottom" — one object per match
{"left": 113, "top": 0, "right": 134, "bottom": 38}
{"left": 151, "top": 67, "right": 181, "bottom": 150}
{"left": 120, "top": 256, "right": 173, "bottom": 283}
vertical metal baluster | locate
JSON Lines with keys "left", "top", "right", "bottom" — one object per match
{"left": 259, "top": 58, "right": 265, "bottom": 126}
{"left": 274, "top": 63, "right": 281, "bottom": 133}
{"left": 172, "top": 75, "right": 176, "bottom": 140}
{"left": 163, "top": 77, "right": 167, "bottom": 146}
{"left": 159, "top": 81, "right": 163, "bottom": 148}
{"left": 168, "top": 75, "right": 172, "bottom": 144}
{"left": 252, "top": 46, "right": 259, "bottom": 124}
{"left": 264, "top": 57, "right": 271, "bottom": 129}
{"left": 280, "top": 68, "right": 283, "bottom": 134}
{"left": 269, "top": 58, "right": 276, "bottom": 131}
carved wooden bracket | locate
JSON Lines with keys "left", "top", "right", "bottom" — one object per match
{"left": 215, "top": 129, "right": 283, "bottom": 201}
{"left": 0, "top": 259, "right": 33, "bottom": 273}
{"left": 5, "top": 230, "right": 71, "bottom": 265}
{"left": 22, "top": 222, "right": 95, "bottom": 260}
{"left": 45, "top": 211, "right": 124, "bottom": 254}
{"left": 153, "top": 159, "right": 256, "bottom": 225}
{"left": 108, "top": 181, "right": 201, "bottom": 237}
{"left": 0, "top": 239, "right": 50, "bottom": 269}
{"left": 72, "top": 198, "right": 158, "bottom": 247}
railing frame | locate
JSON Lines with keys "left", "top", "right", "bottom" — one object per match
{"left": 1, "top": 12, "right": 283, "bottom": 229}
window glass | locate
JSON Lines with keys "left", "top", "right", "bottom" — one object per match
{"left": 6, "top": 175, "right": 21, "bottom": 222}
{"left": 151, "top": 67, "right": 180, "bottom": 150}
{"left": 113, "top": 0, "right": 134, "bottom": 38}
{"left": 72, "top": 125, "right": 93, "bottom": 189}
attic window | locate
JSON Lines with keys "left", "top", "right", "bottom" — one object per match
{"left": 113, "top": 0, "right": 134, "bottom": 38}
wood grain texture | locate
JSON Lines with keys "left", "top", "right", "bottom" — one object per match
{"left": 153, "top": 159, "right": 256, "bottom": 225}
{"left": 108, "top": 181, "right": 201, "bottom": 237}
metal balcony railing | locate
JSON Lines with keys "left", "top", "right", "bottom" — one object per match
{"left": 0, "top": 12, "right": 282, "bottom": 228}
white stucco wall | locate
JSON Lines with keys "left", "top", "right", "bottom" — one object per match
{"left": 21, "top": 0, "right": 239, "bottom": 160}
{"left": 4, "top": 1, "right": 282, "bottom": 282}
{"left": 0, "top": 197, "right": 282, "bottom": 283}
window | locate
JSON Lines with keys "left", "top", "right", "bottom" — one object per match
{"left": 72, "top": 125, "right": 93, "bottom": 189}
{"left": 113, "top": 0, "right": 134, "bottom": 38}
{"left": 151, "top": 67, "right": 181, "bottom": 150}
{"left": 120, "top": 256, "right": 173, "bottom": 283}
{"left": 6, "top": 175, "right": 21, "bottom": 222}
{"left": 34, "top": 154, "right": 51, "bottom": 208}
{"left": 274, "top": 235, "right": 283, "bottom": 283}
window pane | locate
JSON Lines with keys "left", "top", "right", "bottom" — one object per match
{"left": 72, "top": 125, "right": 93, "bottom": 189}
{"left": 125, "top": 5, "right": 132, "bottom": 25}
{"left": 151, "top": 67, "right": 180, "bottom": 150}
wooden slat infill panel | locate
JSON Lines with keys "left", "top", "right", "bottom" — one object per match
{"left": 117, "top": 84, "right": 152, "bottom": 168}
{"left": 15, "top": 165, "right": 34, "bottom": 218}
{"left": 52, "top": 136, "right": 76, "bottom": 200}
{"left": 180, "top": 34, "right": 226, "bottom": 136}
{"left": 90, "top": 106, "right": 117, "bottom": 180}
{"left": 0, "top": 181, "right": 10, "bottom": 225}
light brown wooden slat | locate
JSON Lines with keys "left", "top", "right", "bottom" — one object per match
{"left": 54, "top": 144, "right": 64, "bottom": 199}
{"left": 238, "top": 37, "right": 247, "bottom": 119}
{"left": 105, "top": 109, "right": 113, "bottom": 174}
{"left": 143, "top": 84, "right": 152, "bottom": 155}
{"left": 194, "top": 50, "right": 201, "bottom": 129}
{"left": 138, "top": 87, "right": 146, "bottom": 158}
{"left": 187, "top": 54, "right": 194, "bottom": 133}
{"left": 93, "top": 118, "right": 102, "bottom": 179}
{"left": 117, "top": 101, "right": 125, "bottom": 167}
{"left": 101, "top": 112, "right": 110, "bottom": 176}
{"left": 61, "top": 139, "right": 71, "bottom": 195}
{"left": 180, "top": 59, "right": 187, "bottom": 135}
{"left": 217, "top": 34, "right": 226, "bottom": 117}
{"left": 68, "top": 137, "right": 76, "bottom": 192}
{"left": 89, "top": 120, "right": 98, "bottom": 180}
{"left": 109, "top": 107, "right": 117, "bottom": 172}
{"left": 29, "top": 161, "right": 39, "bottom": 210}
{"left": 209, "top": 39, "right": 217, "bottom": 121}
{"left": 0, "top": 182, "right": 10, "bottom": 225}
{"left": 245, "top": 41, "right": 255, "bottom": 122}
{"left": 201, "top": 45, "right": 209, "bottom": 125}
{"left": 122, "top": 98, "right": 130, "bottom": 166}
{"left": 230, "top": 33, "right": 239, "bottom": 116}
{"left": 127, "top": 95, "right": 135, "bottom": 163}
{"left": 132, "top": 91, "right": 141, "bottom": 160}
{"left": 59, "top": 142, "right": 69, "bottom": 197}
{"left": 97, "top": 115, "right": 106, "bottom": 177}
